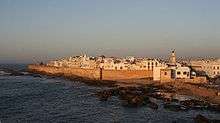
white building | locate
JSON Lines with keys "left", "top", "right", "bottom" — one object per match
{"left": 189, "top": 59, "right": 220, "bottom": 78}
{"left": 153, "top": 50, "right": 191, "bottom": 81}
{"left": 175, "top": 67, "right": 190, "bottom": 79}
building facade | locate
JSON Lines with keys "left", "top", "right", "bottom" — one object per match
{"left": 189, "top": 59, "right": 220, "bottom": 78}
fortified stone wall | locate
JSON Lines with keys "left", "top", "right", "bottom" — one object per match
{"left": 102, "top": 70, "right": 152, "bottom": 80}
{"left": 28, "top": 65, "right": 100, "bottom": 80}
{"left": 28, "top": 65, "right": 153, "bottom": 80}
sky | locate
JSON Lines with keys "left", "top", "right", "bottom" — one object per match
{"left": 0, "top": 0, "right": 220, "bottom": 63}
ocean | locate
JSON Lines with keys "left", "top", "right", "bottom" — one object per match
{"left": 0, "top": 64, "right": 219, "bottom": 123}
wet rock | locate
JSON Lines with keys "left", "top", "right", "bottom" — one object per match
{"left": 32, "top": 74, "right": 42, "bottom": 78}
{"left": 164, "top": 103, "right": 188, "bottom": 112}
{"left": 194, "top": 114, "right": 210, "bottom": 123}
{"left": 148, "top": 92, "right": 164, "bottom": 100}
{"left": 117, "top": 87, "right": 147, "bottom": 107}
{"left": 194, "top": 114, "right": 220, "bottom": 123}
{"left": 171, "top": 98, "right": 179, "bottom": 103}
{"left": 207, "top": 104, "right": 220, "bottom": 112}
{"left": 147, "top": 102, "right": 158, "bottom": 110}
{"left": 120, "top": 93, "right": 158, "bottom": 108}
{"left": 120, "top": 93, "right": 142, "bottom": 107}
{"left": 96, "top": 90, "right": 113, "bottom": 101}
{"left": 9, "top": 70, "right": 25, "bottom": 76}
{"left": 130, "top": 96, "right": 144, "bottom": 106}
{"left": 96, "top": 86, "right": 159, "bottom": 108}
{"left": 180, "top": 99, "right": 209, "bottom": 110}
{"left": 212, "top": 119, "right": 220, "bottom": 123}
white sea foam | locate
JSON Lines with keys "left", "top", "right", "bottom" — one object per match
{"left": 21, "top": 72, "right": 29, "bottom": 75}
{"left": 172, "top": 94, "right": 198, "bottom": 101}
{"left": 0, "top": 71, "right": 11, "bottom": 76}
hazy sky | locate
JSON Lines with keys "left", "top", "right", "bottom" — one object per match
{"left": 0, "top": 0, "right": 220, "bottom": 63}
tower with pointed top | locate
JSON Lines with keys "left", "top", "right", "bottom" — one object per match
{"left": 170, "top": 50, "right": 176, "bottom": 65}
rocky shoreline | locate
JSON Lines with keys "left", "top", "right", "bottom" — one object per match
{"left": 27, "top": 67, "right": 220, "bottom": 105}
{"left": 27, "top": 66, "right": 220, "bottom": 122}
{"left": 95, "top": 85, "right": 220, "bottom": 111}
{"left": 95, "top": 85, "right": 220, "bottom": 123}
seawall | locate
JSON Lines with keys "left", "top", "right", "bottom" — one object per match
{"left": 102, "top": 69, "right": 152, "bottom": 80}
{"left": 28, "top": 65, "right": 100, "bottom": 80}
{"left": 28, "top": 65, "right": 153, "bottom": 81}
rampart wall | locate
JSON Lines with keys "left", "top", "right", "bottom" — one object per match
{"left": 28, "top": 65, "right": 153, "bottom": 80}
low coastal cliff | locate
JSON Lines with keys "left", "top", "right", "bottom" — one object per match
{"left": 28, "top": 64, "right": 153, "bottom": 81}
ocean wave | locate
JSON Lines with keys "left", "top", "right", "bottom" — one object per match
{"left": 0, "top": 70, "right": 11, "bottom": 76}
{"left": 20, "top": 72, "right": 30, "bottom": 75}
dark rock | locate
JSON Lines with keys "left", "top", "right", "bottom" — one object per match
{"left": 96, "top": 90, "right": 113, "bottom": 101}
{"left": 117, "top": 88, "right": 145, "bottom": 107}
{"left": 194, "top": 114, "right": 210, "bottom": 123}
{"left": 147, "top": 102, "right": 158, "bottom": 110}
{"left": 148, "top": 93, "right": 164, "bottom": 100}
{"left": 9, "top": 70, "right": 25, "bottom": 76}
{"left": 180, "top": 99, "right": 209, "bottom": 110}
{"left": 194, "top": 114, "right": 220, "bottom": 123}
{"left": 207, "top": 104, "right": 220, "bottom": 112}
{"left": 171, "top": 98, "right": 179, "bottom": 103}
{"left": 130, "top": 96, "right": 144, "bottom": 106}
{"left": 164, "top": 98, "right": 172, "bottom": 103}
{"left": 164, "top": 103, "right": 188, "bottom": 112}
{"left": 32, "top": 74, "right": 42, "bottom": 78}
{"left": 212, "top": 119, "right": 220, "bottom": 123}
{"left": 120, "top": 94, "right": 143, "bottom": 107}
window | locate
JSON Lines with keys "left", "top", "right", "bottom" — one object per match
{"left": 187, "top": 73, "right": 189, "bottom": 77}
{"left": 120, "top": 66, "right": 123, "bottom": 70}
{"left": 164, "top": 72, "right": 167, "bottom": 75}
{"left": 143, "top": 66, "right": 146, "bottom": 68}
{"left": 148, "top": 66, "right": 150, "bottom": 70}
{"left": 155, "top": 62, "right": 158, "bottom": 67}
{"left": 177, "top": 71, "right": 181, "bottom": 75}
{"left": 183, "top": 72, "right": 187, "bottom": 75}
{"left": 214, "top": 71, "right": 216, "bottom": 74}
{"left": 217, "top": 66, "right": 219, "bottom": 70}
{"left": 115, "top": 67, "right": 117, "bottom": 70}
{"left": 213, "top": 66, "right": 216, "bottom": 69}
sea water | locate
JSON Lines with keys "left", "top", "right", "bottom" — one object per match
{"left": 0, "top": 64, "right": 219, "bottom": 123}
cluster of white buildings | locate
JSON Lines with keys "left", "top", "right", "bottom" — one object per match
{"left": 99, "top": 57, "right": 167, "bottom": 70}
{"left": 187, "top": 58, "right": 220, "bottom": 78}
{"left": 46, "top": 50, "right": 220, "bottom": 81}
{"left": 47, "top": 55, "right": 98, "bottom": 69}
{"left": 47, "top": 54, "right": 167, "bottom": 71}
{"left": 47, "top": 55, "right": 166, "bottom": 70}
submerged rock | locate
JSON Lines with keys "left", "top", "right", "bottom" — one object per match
{"left": 164, "top": 103, "right": 188, "bottom": 112}
{"left": 32, "top": 74, "right": 42, "bottom": 78}
{"left": 147, "top": 101, "right": 158, "bottom": 110}
{"left": 207, "top": 104, "right": 220, "bottom": 112}
{"left": 9, "top": 70, "right": 25, "bottom": 76}
{"left": 194, "top": 114, "right": 220, "bottom": 123}
{"left": 194, "top": 114, "right": 210, "bottom": 123}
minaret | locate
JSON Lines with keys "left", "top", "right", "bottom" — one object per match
{"left": 170, "top": 50, "right": 176, "bottom": 65}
